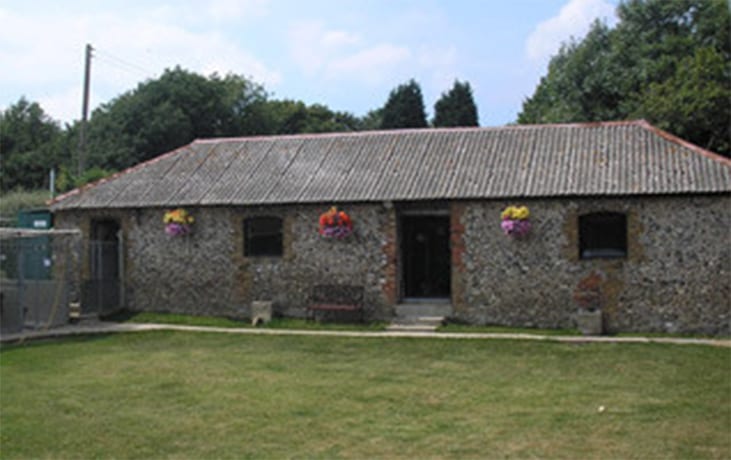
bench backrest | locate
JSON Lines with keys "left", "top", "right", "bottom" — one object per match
{"left": 311, "top": 285, "right": 364, "bottom": 305}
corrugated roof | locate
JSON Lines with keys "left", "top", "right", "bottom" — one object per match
{"left": 50, "top": 120, "right": 731, "bottom": 210}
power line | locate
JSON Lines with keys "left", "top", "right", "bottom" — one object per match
{"left": 94, "top": 48, "right": 155, "bottom": 78}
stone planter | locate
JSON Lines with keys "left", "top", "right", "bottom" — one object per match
{"left": 251, "top": 300, "right": 273, "bottom": 325}
{"left": 576, "top": 310, "right": 603, "bottom": 335}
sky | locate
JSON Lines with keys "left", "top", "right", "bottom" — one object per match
{"left": 0, "top": 0, "right": 620, "bottom": 128}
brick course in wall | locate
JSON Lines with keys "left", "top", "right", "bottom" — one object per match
{"left": 449, "top": 202, "right": 467, "bottom": 314}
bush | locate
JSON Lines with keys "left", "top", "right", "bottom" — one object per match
{"left": 0, "top": 189, "right": 49, "bottom": 226}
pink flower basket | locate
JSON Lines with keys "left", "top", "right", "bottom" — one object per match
{"left": 500, "top": 218, "right": 532, "bottom": 237}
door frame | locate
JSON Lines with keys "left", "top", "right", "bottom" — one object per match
{"left": 86, "top": 218, "right": 124, "bottom": 315}
{"left": 398, "top": 208, "right": 451, "bottom": 302}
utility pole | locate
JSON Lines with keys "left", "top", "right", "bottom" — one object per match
{"left": 77, "top": 43, "right": 93, "bottom": 176}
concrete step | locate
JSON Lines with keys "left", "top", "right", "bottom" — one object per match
{"left": 388, "top": 315, "right": 445, "bottom": 332}
{"left": 391, "top": 316, "right": 445, "bottom": 326}
{"left": 386, "top": 324, "right": 440, "bottom": 333}
{"left": 395, "top": 303, "right": 452, "bottom": 318}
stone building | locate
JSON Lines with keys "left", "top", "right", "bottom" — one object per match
{"left": 50, "top": 120, "right": 731, "bottom": 334}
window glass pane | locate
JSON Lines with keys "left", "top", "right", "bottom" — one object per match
{"left": 579, "top": 213, "right": 627, "bottom": 259}
{"left": 248, "top": 218, "right": 281, "bottom": 236}
{"left": 245, "top": 217, "right": 283, "bottom": 257}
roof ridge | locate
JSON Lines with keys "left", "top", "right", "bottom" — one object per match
{"left": 192, "top": 120, "right": 649, "bottom": 145}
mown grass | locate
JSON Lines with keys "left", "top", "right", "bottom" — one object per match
{"left": 438, "top": 322, "right": 580, "bottom": 336}
{"left": 1, "top": 332, "right": 729, "bottom": 459}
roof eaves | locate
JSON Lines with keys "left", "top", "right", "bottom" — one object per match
{"left": 48, "top": 141, "right": 197, "bottom": 210}
{"left": 636, "top": 119, "right": 731, "bottom": 167}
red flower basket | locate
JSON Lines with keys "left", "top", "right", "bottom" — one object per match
{"left": 319, "top": 207, "right": 353, "bottom": 239}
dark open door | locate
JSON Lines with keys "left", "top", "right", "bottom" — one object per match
{"left": 83, "top": 219, "right": 121, "bottom": 315}
{"left": 400, "top": 215, "right": 451, "bottom": 299}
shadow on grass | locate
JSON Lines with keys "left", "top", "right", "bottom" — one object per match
{"left": 104, "top": 310, "right": 388, "bottom": 332}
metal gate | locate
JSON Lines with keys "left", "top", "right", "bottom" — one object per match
{"left": 81, "top": 232, "right": 124, "bottom": 317}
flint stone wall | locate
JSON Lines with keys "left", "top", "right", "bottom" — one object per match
{"left": 55, "top": 204, "right": 395, "bottom": 321}
{"left": 54, "top": 193, "right": 730, "bottom": 334}
{"left": 456, "top": 195, "right": 730, "bottom": 335}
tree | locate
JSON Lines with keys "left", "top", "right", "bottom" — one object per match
{"left": 518, "top": 20, "right": 623, "bottom": 124}
{"left": 358, "top": 108, "right": 384, "bottom": 131}
{"left": 83, "top": 68, "right": 272, "bottom": 170}
{"left": 81, "top": 68, "right": 368, "bottom": 172}
{"left": 265, "top": 100, "right": 361, "bottom": 134}
{"left": 518, "top": 0, "right": 730, "bottom": 157}
{"left": 380, "top": 79, "right": 428, "bottom": 129}
{"left": 635, "top": 47, "right": 730, "bottom": 154}
{"left": 433, "top": 80, "right": 479, "bottom": 127}
{"left": 0, "top": 98, "right": 63, "bottom": 192}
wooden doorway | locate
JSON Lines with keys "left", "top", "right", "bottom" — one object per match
{"left": 400, "top": 215, "right": 451, "bottom": 299}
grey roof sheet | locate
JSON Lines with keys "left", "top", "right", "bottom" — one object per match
{"left": 50, "top": 120, "right": 731, "bottom": 210}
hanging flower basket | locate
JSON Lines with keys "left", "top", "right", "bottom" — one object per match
{"left": 163, "top": 208, "right": 194, "bottom": 236}
{"left": 319, "top": 206, "right": 353, "bottom": 239}
{"left": 500, "top": 205, "right": 532, "bottom": 237}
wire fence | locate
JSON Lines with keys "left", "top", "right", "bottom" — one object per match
{"left": 0, "top": 229, "right": 82, "bottom": 334}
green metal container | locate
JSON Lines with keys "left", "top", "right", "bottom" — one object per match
{"left": 15, "top": 209, "right": 53, "bottom": 280}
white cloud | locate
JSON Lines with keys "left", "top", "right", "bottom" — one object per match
{"left": 288, "top": 21, "right": 424, "bottom": 86}
{"left": 204, "top": 0, "right": 270, "bottom": 22}
{"left": 525, "top": 0, "right": 616, "bottom": 63}
{"left": 39, "top": 87, "right": 84, "bottom": 125}
{"left": 288, "top": 21, "right": 364, "bottom": 76}
{"left": 0, "top": 5, "right": 280, "bottom": 123}
{"left": 417, "top": 45, "right": 458, "bottom": 88}
{"left": 321, "top": 30, "right": 361, "bottom": 49}
{"left": 326, "top": 44, "right": 411, "bottom": 84}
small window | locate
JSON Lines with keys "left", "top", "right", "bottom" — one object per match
{"left": 244, "top": 217, "right": 283, "bottom": 257}
{"left": 579, "top": 212, "right": 627, "bottom": 259}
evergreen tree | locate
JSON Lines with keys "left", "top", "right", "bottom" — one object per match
{"left": 380, "top": 79, "right": 428, "bottom": 129}
{"left": 433, "top": 80, "right": 479, "bottom": 127}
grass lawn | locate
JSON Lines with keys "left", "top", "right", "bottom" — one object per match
{"left": 1, "top": 332, "right": 729, "bottom": 459}
{"left": 438, "top": 323, "right": 581, "bottom": 336}
{"left": 106, "top": 311, "right": 388, "bottom": 331}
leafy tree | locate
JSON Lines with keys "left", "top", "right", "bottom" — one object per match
{"left": 519, "top": 20, "right": 621, "bottom": 123}
{"left": 635, "top": 47, "right": 730, "bottom": 154}
{"left": 82, "top": 68, "right": 369, "bottom": 171}
{"left": 358, "top": 108, "right": 384, "bottom": 131}
{"left": 83, "top": 68, "right": 271, "bottom": 170}
{"left": 0, "top": 98, "right": 64, "bottom": 192}
{"left": 433, "top": 80, "right": 479, "bottom": 127}
{"left": 265, "top": 100, "right": 361, "bottom": 134}
{"left": 518, "top": 0, "right": 730, "bottom": 157}
{"left": 380, "top": 79, "right": 428, "bottom": 129}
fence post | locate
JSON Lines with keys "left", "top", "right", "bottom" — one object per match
{"left": 117, "top": 230, "right": 125, "bottom": 310}
{"left": 17, "top": 239, "right": 25, "bottom": 328}
{"left": 96, "top": 241, "right": 103, "bottom": 317}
